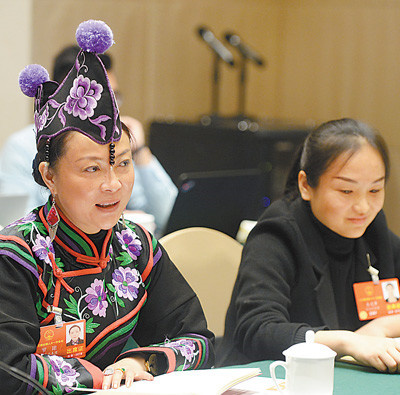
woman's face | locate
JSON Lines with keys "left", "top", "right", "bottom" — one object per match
{"left": 298, "top": 143, "right": 385, "bottom": 238}
{"left": 41, "top": 131, "right": 134, "bottom": 234}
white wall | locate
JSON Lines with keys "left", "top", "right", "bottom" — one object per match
{"left": 0, "top": 0, "right": 33, "bottom": 146}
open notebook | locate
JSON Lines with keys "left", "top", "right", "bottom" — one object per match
{"left": 75, "top": 367, "right": 261, "bottom": 394}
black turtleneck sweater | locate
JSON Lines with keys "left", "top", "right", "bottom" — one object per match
{"left": 311, "top": 208, "right": 361, "bottom": 330}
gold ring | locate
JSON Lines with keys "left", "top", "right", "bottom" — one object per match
{"left": 115, "top": 368, "right": 126, "bottom": 374}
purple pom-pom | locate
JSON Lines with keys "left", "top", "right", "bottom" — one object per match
{"left": 18, "top": 64, "right": 50, "bottom": 97}
{"left": 76, "top": 20, "right": 114, "bottom": 54}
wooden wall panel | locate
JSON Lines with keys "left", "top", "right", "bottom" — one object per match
{"left": 0, "top": 1, "right": 33, "bottom": 143}
{"left": 275, "top": 0, "right": 400, "bottom": 231}
{"left": 31, "top": 0, "right": 279, "bottom": 123}
{"left": 23, "top": 0, "right": 400, "bottom": 232}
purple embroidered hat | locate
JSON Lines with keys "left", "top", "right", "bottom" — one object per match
{"left": 18, "top": 20, "right": 121, "bottom": 163}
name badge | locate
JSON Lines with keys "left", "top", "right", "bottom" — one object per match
{"left": 36, "top": 319, "right": 86, "bottom": 358}
{"left": 353, "top": 278, "right": 400, "bottom": 320}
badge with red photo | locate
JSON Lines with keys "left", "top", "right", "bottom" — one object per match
{"left": 353, "top": 278, "right": 400, "bottom": 321}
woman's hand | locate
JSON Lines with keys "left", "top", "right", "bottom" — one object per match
{"left": 315, "top": 330, "right": 400, "bottom": 373}
{"left": 102, "top": 356, "right": 154, "bottom": 390}
{"left": 347, "top": 333, "right": 400, "bottom": 373}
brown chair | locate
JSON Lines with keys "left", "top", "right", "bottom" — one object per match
{"left": 159, "top": 227, "right": 243, "bottom": 337}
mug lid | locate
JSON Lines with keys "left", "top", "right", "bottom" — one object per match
{"left": 283, "top": 330, "right": 337, "bottom": 359}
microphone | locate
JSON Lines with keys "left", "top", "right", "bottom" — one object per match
{"left": 197, "top": 27, "right": 235, "bottom": 66}
{"left": 225, "top": 32, "right": 265, "bottom": 66}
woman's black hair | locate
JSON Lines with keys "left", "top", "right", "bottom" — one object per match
{"left": 32, "top": 133, "right": 70, "bottom": 187}
{"left": 284, "top": 118, "right": 390, "bottom": 201}
{"left": 32, "top": 122, "right": 132, "bottom": 188}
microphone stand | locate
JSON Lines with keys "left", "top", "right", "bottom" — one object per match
{"left": 211, "top": 53, "right": 221, "bottom": 117}
{"left": 238, "top": 55, "right": 248, "bottom": 119}
{"left": 201, "top": 54, "right": 224, "bottom": 126}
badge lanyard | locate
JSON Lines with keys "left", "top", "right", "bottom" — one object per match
{"left": 366, "top": 253, "right": 380, "bottom": 284}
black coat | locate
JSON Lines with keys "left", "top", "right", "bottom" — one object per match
{"left": 217, "top": 198, "right": 400, "bottom": 366}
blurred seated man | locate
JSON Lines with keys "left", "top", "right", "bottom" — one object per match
{"left": 0, "top": 46, "right": 177, "bottom": 234}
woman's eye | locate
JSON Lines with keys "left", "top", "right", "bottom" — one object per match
{"left": 340, "top": 190, "right": 352, "bottom": 194}
{"left": 119, "top": 159, "right": 131, "bottom": 167}
{"left": 370, "top": 189, "right": 381, "bottom": 194}
{"left": 85, "top": 166, "right": 99, "bottom": 173}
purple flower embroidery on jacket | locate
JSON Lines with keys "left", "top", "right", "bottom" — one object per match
{"left": 48, "top": 355, "right": 80, "bottom": 387}
{"left": 116, "top": 228, "right": 142, "bottom": 260}
{"left": 34, "top": 105, "right": 48, "bottom": 132}
{"left": 85, "top": 278, "right": 108, "bottom": 317}
{"left": 112, "top": 267, "right": 140, "bottom": 301}
{"left": 167, "top": 339, "right": 196, "bottom": 363}
{"left": 65, "top": 75, "right": 103, "bottom": 120}
{"left": 6, "top": 212, "right": 36, "bottom": 228}
{"left": 32, "top": 234, "right": 55, "bottom": 265}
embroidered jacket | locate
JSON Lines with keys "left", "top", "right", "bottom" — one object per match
{"left": 0, "top": 199, "right": 214, "bottom": 394}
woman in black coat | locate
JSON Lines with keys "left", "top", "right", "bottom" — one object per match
{"left": 218, "top": 118, "right": 400, "bottom": 373}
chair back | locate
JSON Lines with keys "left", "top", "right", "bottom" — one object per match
{"left": 159, "top": 227, "right": 243, "bottom": 337}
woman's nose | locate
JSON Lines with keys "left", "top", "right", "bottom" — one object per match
{"left": 353, "top": 195, "right": 369, "bottom": 214}
{"left": 101, "top": 168, "right": 121, "bottom": 192}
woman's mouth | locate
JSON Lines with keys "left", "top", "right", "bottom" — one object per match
{"left": 96, "top": 201, "right": 119, "bottom": 209}
{"left": 348, "top": 217, "right": 367, "bottom": 225}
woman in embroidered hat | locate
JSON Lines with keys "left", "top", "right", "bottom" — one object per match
{"left": 0, "top": 20, "right": 214, "bottom": 393}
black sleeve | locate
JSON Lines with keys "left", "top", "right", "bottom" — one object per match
{"left": 0, "top": 254, "right": 41, "bottom": 394}
{"left": 226, "top": 219, "right": 324, "bottom": 361}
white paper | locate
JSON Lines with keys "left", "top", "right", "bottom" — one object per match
{"left": 73, "top": 368, "right": 264, "bottom": 394}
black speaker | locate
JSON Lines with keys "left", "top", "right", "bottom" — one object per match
{"left": 149, "top": 119, "right": 311, "bottom": 203}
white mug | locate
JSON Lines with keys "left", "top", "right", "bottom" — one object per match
{"left": 269, "top": 331, "right": 336, "bottom": 395}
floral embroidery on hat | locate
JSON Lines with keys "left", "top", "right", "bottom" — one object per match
{"left": 65, "top": 75, "right": 103, "bottom": 120}
{"left": 34, "top": 105, "right": 48, "bottom": 132}
{"left": 19, "top": 19, "right": 121, "bottom": 148}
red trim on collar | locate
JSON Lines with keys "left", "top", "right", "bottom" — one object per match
{"left": 39, "top": 207, "right": 112, "bottom": 269}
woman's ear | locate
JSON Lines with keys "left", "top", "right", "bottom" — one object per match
{"left": 39, "top": 162, "right": 56, "bottom": 195}
{"left": 298, "top": 170, "right": 312, "bottom": 201}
